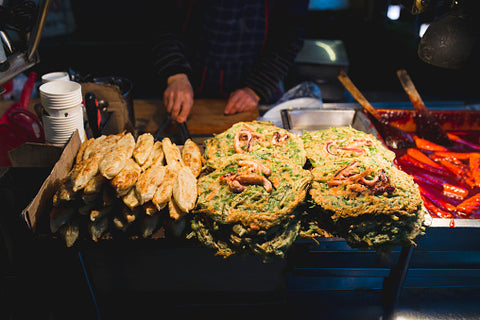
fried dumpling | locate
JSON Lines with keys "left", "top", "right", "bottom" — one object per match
{"left": 172, "top": 166, "right": 197, "bottom": 213}
{"left": 72, "top": 154, "right": 103, "bottom": 192}
{"left": 99, "top": 132, "right": 136, "bottom": 179}
{"left": 141, "top": 141, "right": 164, "bottom": 171}
{"left": 162, "top": 137, "right": 183, "bottom": 171}
{"left": 50, "top": 205, "right": 76, "bottom": 233}
{"left": 168, "top": 198, "right": 183, "bottom": 220}
{"left": 110, "top": 158, "right": 141, "bottom": 196}
{"left": 135, "top": 164, "right": 167, "bottom": 205}
{"left": 76, "top": 138, "right": 94, "bottom": 164}
{"left": 53, "top": 166, "right": 80, "bottom": 205}
{"left": 182, "top": 138, "right": 202, "bottom": 177}
{"left": 122, "top": 187, "right": 140, "bottom": 210}
{"left": 152, "top": 164, "right": 177, "bottom": 211}
{"left": 133, "top": 133, "right": 154, "bottom": 165}
{"left": 83, "top": 173, "right": 107, "bottom": 195}
{"left": 82, "top": 135, "right": 106, "bottom": 160}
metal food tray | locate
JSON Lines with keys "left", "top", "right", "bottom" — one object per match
{"left": 281, "top": 107, "right": 376, "bottom": 136}
{"left": 281, "top": 106, "right": 480, "bottom": 229}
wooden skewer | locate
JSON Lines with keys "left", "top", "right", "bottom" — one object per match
{"left": 396, "top": 69, "right": 452, "bottom": 147}
{"left": 337, "top": 69, "right": 414, "bottom": 150}
{"left": 396, "top": 69, "right": 428, "bottom": 114}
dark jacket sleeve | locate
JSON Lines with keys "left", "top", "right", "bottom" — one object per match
{"left": 150, "top": 2, "right": 193, "bottom": 90}
{"left": 242, "top": 0, "right": 309, "bottom": 104}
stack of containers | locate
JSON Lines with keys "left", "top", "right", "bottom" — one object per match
{"left": 39, "top": 80, "right": 85, "bottom": 146}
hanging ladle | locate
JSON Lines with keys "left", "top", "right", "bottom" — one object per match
{"left": 337, "top": 70, "right": 414, "bottom": 150}
{"left": 396, "top": 69, "right": 452, "bottom": 147}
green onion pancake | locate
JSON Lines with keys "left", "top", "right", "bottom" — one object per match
{"left": 190, "top": 153, "right": 312, "bottom": 258}
{"left": 203, "top": 121, "right": 306, "bottom": 169}
{"left": 307, "top": 155, "right": 425, "bottom": 251}
{"left": 302, "top": 126, "right": 396, "bottom": 168}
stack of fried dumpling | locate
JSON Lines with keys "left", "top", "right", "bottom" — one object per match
{"left": 50, "top": 131, "right": 202, "bottom": 247}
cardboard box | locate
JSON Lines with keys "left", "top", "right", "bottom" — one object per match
{"left": 21, "top": 130, "right": 82, "bottom": 231}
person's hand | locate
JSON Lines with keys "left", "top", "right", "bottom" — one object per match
{"left": 163, "top": 73, "right": 194, "bottom": 123}
{"left": 224, "top": 87, "right": 260, "bottom": 115}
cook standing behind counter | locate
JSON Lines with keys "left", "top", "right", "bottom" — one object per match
{"left": 151, "top": 0, "right": 309, "bottom": 123}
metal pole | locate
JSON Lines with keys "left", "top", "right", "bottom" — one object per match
{"left": 78, "top": 251, "right": 102, "bottom": 320}
{"left": 382, "top": 244, "right": 415, "bottom": 320}
{"left": 27, "top": 0, "right": 52, "bottom": 61}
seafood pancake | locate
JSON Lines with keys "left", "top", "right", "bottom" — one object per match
{"left": 191, "top": 153, "right": 312, "bottom": 258}
{"left": 203, "top": 120, "right": 306, "bottom": 169}
{"left": 190, "top": 210, "right": 301, "bottom": 259}
{"left": 307, "top": 157, "right": 425, "bottom": 251}
{"left": 196, "top": 153, "right": 312, "bottom": 229}
{"left": 302, "top": 126, "right": 395, "bottom": 168}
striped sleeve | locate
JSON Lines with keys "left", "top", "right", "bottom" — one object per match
{"left": 152, "top": 33, "right": 192, "bottom": 86}
{"left": 150, "top": 3, "right": 193, "bottom": 89}
{"left": 242, "top": 0, "right": 308, "bottom": 104}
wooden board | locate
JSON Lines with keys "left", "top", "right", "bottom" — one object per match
{"left": 133, "top": 99, "right": 259, "bottom": 136}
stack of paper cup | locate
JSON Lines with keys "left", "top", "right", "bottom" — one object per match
{"left": 39, "top": 80, "right": 85, "bottom": 146}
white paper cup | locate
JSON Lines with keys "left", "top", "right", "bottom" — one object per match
{"left": 42, "top": 105, "right": 85, "bottom": 146}
{"left": 39, "top": 80, "right": 81, "bottom": 97}
{"left": 41, "top": 72, "right": 70, "bottom": 83}
{"left": 39, "top": 80, "right": 83, "bottom": 117}
{"left": 43, "top": 106, "right": 82, "bottom": 122}
{"left": 43, "top": 103, "right": 83, "bottom": 117}
{"left": 40, "top": 93, "right": 82, "bottom": 102}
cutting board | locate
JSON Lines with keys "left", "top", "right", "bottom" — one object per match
{"left": 187, "top": 99, "right": 259, "bottom": 134}
{"left": 134, "top": 98, "right": 259, "bottom": 136}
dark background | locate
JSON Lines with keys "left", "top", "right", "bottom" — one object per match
{"left": 24, "top": 0, "right": 480, "bottom": 104}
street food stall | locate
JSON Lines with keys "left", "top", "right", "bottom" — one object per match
{"left": 2, "top": 0, "right": 480, "bottom": 319}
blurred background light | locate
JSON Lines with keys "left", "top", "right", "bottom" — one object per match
{"left": 387, "top": 4, "right": 402, "bottom": 20}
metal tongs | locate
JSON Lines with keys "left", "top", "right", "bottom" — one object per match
{"left": 177, "top": 121, "right": 191, "bottom": 144}
{"left": 154, "top": 114, "right": 191, "bottom": 144}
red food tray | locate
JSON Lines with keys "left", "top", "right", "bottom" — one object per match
{"left": 376, "top": 108, "right": 480, "bottom": 227}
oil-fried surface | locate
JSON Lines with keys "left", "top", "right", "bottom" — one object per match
{"left": 152, "top": 164, "right": 177, "bottom": 211}
{"left": 196, "top": 153, "right": 312, "bottom": 230}
{"left": 99, "top": 132, "right": 136, "bottom": 179}
{"left": 304, "top": 127, "right": 425, "bottom": 251}
{"left": 203, "top": 120, "right": 306, "bottom": 169}
{"left": 135, "top": 164, "right": 166, "bottom": 204}
{"left": 162, "top": 137, "right": 184, "bottom": 172}
{"left": 110, "top": 158, "right": 141, "bottom": 197}
{"left": 172, "top": 166, "right": 197, "bottom": 213}
{"left": 182, "top": 138, "right": 203, "bottom": 177}
{"left": 302, "top": 126, "right": 396, "bottom": 168}
{"left": 133, "top": 133, "right": 154, "bottom": 165}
